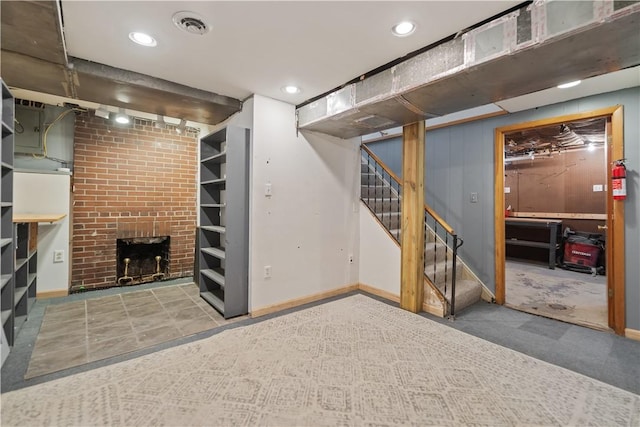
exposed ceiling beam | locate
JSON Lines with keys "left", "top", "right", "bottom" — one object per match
{"left": 0, "top": 0, "right": 243, "bottom": 125}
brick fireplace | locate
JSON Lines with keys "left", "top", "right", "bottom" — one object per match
{"left": 71, "top": 112, "right": 198, "bottom": 291}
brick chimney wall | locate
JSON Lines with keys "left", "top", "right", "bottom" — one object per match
{"left": 72, "top": 113, "right": 198, "bottom": 291}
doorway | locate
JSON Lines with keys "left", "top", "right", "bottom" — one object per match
{"left": 494, "top": 106, "right": 626, "bottom": 334}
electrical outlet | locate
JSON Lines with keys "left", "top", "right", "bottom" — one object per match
{"left": 348, "top": 254, "right": 354, "bottom": 264}
{"left": 264, "top": 265, "right": 272, "bottom": 278}
{"left": 53, "top": 250, "right": 64, "bottom": 263}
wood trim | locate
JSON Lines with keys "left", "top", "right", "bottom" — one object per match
{"left": 610, "top": 106, "right": 625, "bottom": 335}
{"left": 400, "top": 122, "right": 425, "bottom": 313}
{"left": 625, "top": 328, "right": 640, "bottom": 342}
{"left": 422, "top": 301, "right": 445, "bottom": 317}
{"left": 425, "top": 110, "right": 508, "bottom": 132}
{"left": 494, "top": 125, "right": 506, "bottom": 305}
{"left": 360, "top": 283, "right": 444, "bottom": 317}
{"left": 37, "top": 289, "right": 69, "bottom": 299}
{"left": 361, "top": 110, "right": 508, "bottom": 144}
{"left": 250, "top": 284, "right": 358, "bottom": 318}
{"left": 510, "top": 212, "right": 607, "bottom": 220}
{"left": 425, "top": 205, "right": 454, "bottom": 235}
{"left": 359, "top": 283, "right": 400, "bottom": 303}
{"left": 494, "top": 106, "right": 622, "bottom": 134}
{"left": 361, "top": 144, "right": 402, "bottom": 185}
{"left": 13, "top": 213, "right": 66, "bottom": 223}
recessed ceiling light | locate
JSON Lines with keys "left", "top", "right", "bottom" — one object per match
{"left": 282, "top": 85, "right": 302, "bottom": 95}
{"left": 557, "top": 80, "right": 581, "bottom": 89}
{"left": 392, "top": 21, "right": 416, "bottom": 37}
{"left": 128, "top": 32, "right": 157, "bottom": 47}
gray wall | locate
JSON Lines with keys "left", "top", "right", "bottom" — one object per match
{"left": 367, "top": 87, "right": 640, "bottom": 330}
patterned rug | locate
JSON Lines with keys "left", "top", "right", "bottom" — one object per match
{"left": 2, "top": 295, "right": 638, "bottom": 426}
{"left": 506, "top": 260, "right": 608, "bottom": 330}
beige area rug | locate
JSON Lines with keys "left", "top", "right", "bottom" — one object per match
{"left": 2, "top": 295, "right": 638, "bottom": 426}
{"left": 506, "top": 260, "right": 608, "bottom": 330}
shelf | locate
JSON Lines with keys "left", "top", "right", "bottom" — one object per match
{"left": 15, "top": 257, "right": 28, "bottom": 271}
{"left": 1, "top": 309, "right": 11, "bottom": 326}
{"left": 0, "top": 237, "right": 11, "bottom": 248}
{"left": 14, "top": 286, "right": 28, "bottom": 304}
{"left": 198, "top": 125, "right": 249, "bottom": 319}
{"left": 201, "top": 178, "right": 226, "bottom": 186}
{"left": 27, "top": 272, "right": 37, "bottom": 287}
{"left": 201, "top": 246, "right": 225, "bottom": 260}
{"left": 200, "top": 291, "right": 224, "bottom": 313}
{"left": 0, "top": 202, "right": 11, "bottom": 207}
{"left": 2, "top": 120, "right": 13, "bottom": 136}
{"left": 1, "top": 274, "right": 11, "bottom": 290}
{"left": 13, "top": 213, "right": 66, "bottom": 223}
{"left": 201, "top": 268, "right": 225, "bottom": 288}
{"left": 1, "top": 162, "right": 13, "bottom": 170}
{"left": 505, "top": 239, "right": 552, "bottom": 249}
{"left": 201, "top": 225, "right": 226, "bottom": 234}
{"left": 201, "top": 151, "right": 227, "bottom": 164}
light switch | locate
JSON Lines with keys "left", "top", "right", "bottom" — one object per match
{"left": 470, "top": 192, "right": 478, "bottom": 203}
{"left": 265, "top": 183, "right": 272, "bottom": 197}
{"left": 593, "top": 184, "right": 603, "bottom": 192}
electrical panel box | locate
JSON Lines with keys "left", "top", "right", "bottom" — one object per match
{"left": 15, "top": 104, "right": 44, "bottom": 155}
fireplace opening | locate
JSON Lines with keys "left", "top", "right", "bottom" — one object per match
{"left": 116, "top": 236, "right": 170, "bottom": 286}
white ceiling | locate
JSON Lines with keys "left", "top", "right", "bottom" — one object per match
{"left": 61, "top": 1, "right": 522, "bottom": 106}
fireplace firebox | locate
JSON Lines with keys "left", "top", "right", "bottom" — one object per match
{"left": 116, "top": 237, "right": 170, "bottom": 286}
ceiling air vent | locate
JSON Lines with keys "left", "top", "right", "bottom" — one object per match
{"left": 172, "top": 11, "right": 210, "bottom": 35}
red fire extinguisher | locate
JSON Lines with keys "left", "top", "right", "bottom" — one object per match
{"left": 612, "top": 159, "right": 627, "bottom": 201}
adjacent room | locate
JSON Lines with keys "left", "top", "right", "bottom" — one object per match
{"left": 1, "top": 1, "right": 639, "bottom": 425}
{"left": 503, "top": 117, "right": 609, "bottom": 330}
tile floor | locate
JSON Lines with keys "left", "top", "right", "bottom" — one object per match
{"left": 25, "top": 283, "right": 244, "bottom": 379}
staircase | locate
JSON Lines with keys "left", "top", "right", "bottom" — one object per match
{"left": 361, "top": 145, "right": 483, "bottom": 316}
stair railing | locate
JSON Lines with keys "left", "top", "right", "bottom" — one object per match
{"left": 360, "top": 144, "right": 464, "bottom": 317}
{"left": 424, "top": 205, "right": 464, "bottom": 317}
{"left": 360, "top": 145, "right": 402, "bottom": 243}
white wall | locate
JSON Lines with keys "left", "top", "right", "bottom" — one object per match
{"left": 359, "top": 203, "right": 401, "bottom": 296}
{"left": 249, "top": 95, "right": 360, "bottom": 310}
{"left": 14, "top": 171, "right": 71, "bottom": 294}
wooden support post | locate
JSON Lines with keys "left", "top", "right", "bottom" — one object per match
{"left": 400, "top": 121, "right": 425, "bottom": 313}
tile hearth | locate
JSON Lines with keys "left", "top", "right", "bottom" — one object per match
{"left": 25, "top": 283, "right": 244, "bottom": 379}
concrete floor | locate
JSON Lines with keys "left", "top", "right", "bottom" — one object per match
{"left": 505, "top": 259, "right": 608, "bottom": 330}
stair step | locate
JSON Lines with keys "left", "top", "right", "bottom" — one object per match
{"left": 428, "top": 279, "right": 482, "bottom": 315}
{"left": 424, "top": 259, "right": 463, "bottom": 285}
{"left": 376, "top": 212, "right": 401, "bottom": 229}
{"left": 424, "top": 241, "right": 448, "bottom": 263}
